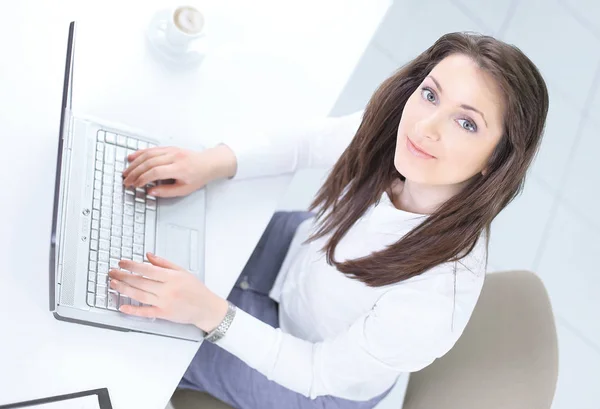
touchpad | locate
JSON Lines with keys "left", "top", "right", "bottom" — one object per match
{"left": 165, "top": 224, "right": 199, "bottom": 272}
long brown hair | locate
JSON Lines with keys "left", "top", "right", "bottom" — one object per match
{"left": 307, "top": 32, "right": 549, "bottom": 287}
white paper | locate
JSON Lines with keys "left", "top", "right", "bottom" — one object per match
{"left": 26, "top": 395, "right": 100, "bottom": 409}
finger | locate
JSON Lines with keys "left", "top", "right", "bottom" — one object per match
{"left": 109, "top": 278, "right": 157, "bottom": 305}
{"left": 147, "top": 184, "right": 190, "bottom": 198}
{"left": 124, "top": 155, "right": 174, "bottom": 187}
{"left": 108, "top": 269, "right": 161, "bottom": 294}
{"left": 126, "top": 148, "right": 146, "bottom": 163}
{"left": 123, "top": 147, "right": 170, "bottom": 179}
{"left": 117, "top": 259, "right": 170, "bottom": 281}
{"left": 118, "top": 303, "right": 161, "bottom": 318}
{"left": 147, "top": 252, "right": 186, "bottom": 272}
{"left": 126, "top": 147, "right": 158, "bottom": 163}
{"left": 134, "top": 164, "right": 179, "bottom": 188}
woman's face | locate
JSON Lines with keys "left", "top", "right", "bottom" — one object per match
{"left": 395, "top": 53, "right": 505, "bottom": 187}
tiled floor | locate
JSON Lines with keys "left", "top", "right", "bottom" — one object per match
{"left": 167, "top": 0, "right": 600, "bottom": 407}
{"left": 329, "top": 0, "right": 600, "bottom": 407}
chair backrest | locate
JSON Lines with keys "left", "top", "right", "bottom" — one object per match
{"left": 401, "top": 270, "right": 558, "bottom": 409}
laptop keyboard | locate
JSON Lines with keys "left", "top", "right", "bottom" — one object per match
{"left": 86, "top": 130, "right": 158, "bottom": 310}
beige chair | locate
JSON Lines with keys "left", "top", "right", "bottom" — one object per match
{"left": 401, "top": 270, "right": 559, "bottom": 409}
{"left": 170, "top": 270, "right": 559, "bottom": 409}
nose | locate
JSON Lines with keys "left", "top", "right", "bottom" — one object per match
{"left": 415, "top": 112, "right": 442, "bottom": 142}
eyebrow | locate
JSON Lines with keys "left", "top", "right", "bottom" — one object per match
{"left": 428, "top": 75, "right": 488, "bottom": 128}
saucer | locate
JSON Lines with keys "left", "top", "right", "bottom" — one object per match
{"left": 146, "top": 9, "right": 209, "bottom": 67}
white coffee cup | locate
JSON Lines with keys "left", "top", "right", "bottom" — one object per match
{"left": 165, "top": 5, "right": 205, "bottom": 49}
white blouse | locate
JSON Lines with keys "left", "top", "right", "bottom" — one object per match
{"left": 216, "top": 110, "right": 488, "bottom": 401}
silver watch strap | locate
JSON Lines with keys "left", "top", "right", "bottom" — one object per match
{"left": 204, "top": 302, "right": 237, "bottom": 343}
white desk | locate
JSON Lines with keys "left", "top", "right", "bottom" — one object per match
{"left": 0, "top": 1, "right": 390, "bottom": 408}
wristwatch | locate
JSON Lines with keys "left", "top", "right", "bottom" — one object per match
{"left": 204, "top": 301, "right": 237, "bottom": 343}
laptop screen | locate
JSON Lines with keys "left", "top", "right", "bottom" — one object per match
{"left": 49, "top": 22, "right": 75, "bottom": 311}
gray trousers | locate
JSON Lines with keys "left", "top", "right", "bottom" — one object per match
{"left": 178, "top": 211, "right": 390, "bottom": 409}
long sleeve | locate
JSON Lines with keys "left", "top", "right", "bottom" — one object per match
{"left": 221, "top": 110, "right": 364, "bottom": 180}
{"left": 215, "top": 284, "right": 468, "bottom": 401}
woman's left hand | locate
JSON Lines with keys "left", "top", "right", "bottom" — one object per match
{"left": 108, "top": 253, "right": 228, "bottom": 333}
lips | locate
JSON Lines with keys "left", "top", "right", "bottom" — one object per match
{"left": 406, "top": 137, "right": 436, "bottom": 159}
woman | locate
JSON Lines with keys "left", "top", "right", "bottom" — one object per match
{"left": 110, "top": 32, "right": 548, "bottom": 408}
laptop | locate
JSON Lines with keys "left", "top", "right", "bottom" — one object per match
{"left": 50, "top": 22, "right": 206, "bottom": 341}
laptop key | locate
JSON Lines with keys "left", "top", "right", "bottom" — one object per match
{"left": 124, "top": 204, "right": 135, "bottom": 216}
{"left": 117, "top": 134, "right": 127, "bottom": 147}
{"left": 123, "top": 225, "right": 134, "bottom": 237}
{"left": 95, "top": 295, "right": 107, "bottom": 309}
{"left": 101, "top": 195, "right": 112, "bottom": 208}
{"left": 112, "top": 203, "right": 123, "bottom": 216}
{"left": 99, "top": 229, "right": 110, "bottom": 240}
{"left": 87, "top": 292, "right": 95, "bottom": 307}
{"left": 108, "top": 292, "right": 119, "bottom": 311}
{"left": 111, "top": 236, "right": 122, "bottom": 248}
{"left": 112, "top": 214, "right": 122, "bottom": 227}
{"left": 100, "top": 217, "right": 111, "bottom": 230}
{"left": 113, "top": 192, "right": 123, "bottom": 204}
{"left": 97, "top": 273, "right": 108, "bottom": 285}
{"left": 105, "top": 132, "right": 116, "bottom": 144}
{"left": 99, "top": 239, "right": 110, "bottom": 251}
{"left": 122, "top": 247, "right": 133, "bottom": 259}
{"left": 98, "top": 262, "right": 109, "bottom": 274}
{"left": 98, "top": 251, "right": 109, "bottom": 263}
{"left": 110, "top": 258, "right": 119, "bottom": 269}
{"left": 112, "top": 225, "right": 123, "bottom": 237}
{"left": 116, "top": 147, "right": 126, "bottom": 162}
{"left": 133, "top": 244, "right": 144, "bottom": 255}
{"left": 122, "top": 236, "right": 133, "bottom": 248}
{"left": 124, "top": 215, "right": 134, "bottom": 226}
{"left": 105, "top": 145, "right": 116, "bottom": 164}
{"left": 110, "top": 247, "right": 121, "bottom": 259}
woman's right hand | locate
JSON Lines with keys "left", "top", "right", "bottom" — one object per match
{"left": 122, "top": 144, "right": 237, "bottom": 198}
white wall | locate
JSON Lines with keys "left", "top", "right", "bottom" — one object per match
{"left": 280, "top": 0, "right": 600, "bottom": 407}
